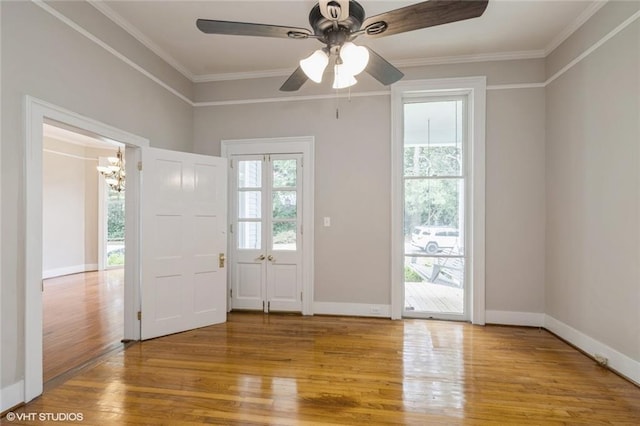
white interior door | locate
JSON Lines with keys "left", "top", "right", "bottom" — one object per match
{"left": 230, "top": 154, "right": 303, "bottom": 313}
{"left": 141, "top": 147, "right": 227, "bottom": 340}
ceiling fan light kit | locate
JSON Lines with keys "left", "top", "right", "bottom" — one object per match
{"left": 339, "top": 42, "right": 369, "bottom": 76}
{"left": 332, "top": 63, "right": 358, "bottom": 89}
{"left": 197, "top": 0, "right": 489, "bottom": 92}
{"left": 300, "top": 49, "right": 329, "bottom": 83}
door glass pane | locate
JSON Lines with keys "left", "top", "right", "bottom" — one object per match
{"left": 404, "top": 256, "right": 464, "bottom": 314}
{"left": 272, "top": 191, "right": 296, "bottom": 219}
{"left": 239, "top": 191, "right": 261, "bottom": 219}
{"left": 272, "top": 159, "right": 297, "bottom": 188}
{"left": 272, "top": 221, "right": 296, "bottom": 251}
{"left": 238, "top": 221, "right": 261, "bottom": 249}
{"left": 404, "top": 179, "right": 464, "bottom": 256}
{"left": 404, "top": 100, "right": 463, "bottom": 177}
{"left": 238, "top": 160, "right": 261, "bottom": 188}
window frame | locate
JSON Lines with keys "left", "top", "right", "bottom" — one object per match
{"left": 390, "top": 77, "right": 486, "bottom": 323}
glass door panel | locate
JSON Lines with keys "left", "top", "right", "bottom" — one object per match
{"left": 237, "top": 160, "right": 262, "bottom": 250}
{"left": 402, "top": 97, "right": 467, "bottom": 319}
{"left": 231, "top": 154, "right": 303, "bottom": 313}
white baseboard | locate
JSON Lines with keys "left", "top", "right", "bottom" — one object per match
{"left": 545, "top": 315, "right": 640, "bottom": 386}
{"left": 1, "top": 380, "right": 24, "bottom": 412}
{"left": 313, "top": 302, "right": 391, "bottom": 318}
{"left": 42, "top": 263, "right": 98, "bottom": 279}
{"left": 485, "top": 310, "right": 545, "bottom": 327}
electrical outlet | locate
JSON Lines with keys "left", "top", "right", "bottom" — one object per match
{"left": 594, "top": 354, "right": 608, "bottom": 367}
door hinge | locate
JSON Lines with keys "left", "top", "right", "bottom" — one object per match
{"left": 230, "top": 159, "right": 233, "bottom": 168}
{"left": 301, "top": 292, "right": 303, "bottom": 302}
{"left": 137, "top": 311, "right": 142, "bottom": 320}
{"left": 262, "top": 300, "right": 265, "bottom": 310}
{"left": 300, "top": 224, "right": 303, "bottom": 235}
{"left": 268, "top": 301, "right": 271, "bottom": 311}
{"left": 230, "top": 223, "right": 233, "bottom": 233}
{"left": 230, "top": 289, "right": 233, "bottom": 298}
{"left": 137, "top": 161, "right": 142, "bottom": 171}
{"left": 301, "top": 157, "right": 304, "bottom": 167}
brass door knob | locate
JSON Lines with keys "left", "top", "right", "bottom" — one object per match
{"left": 258, "top": 255, "right": 266, "bottom": 261}
{"left": 268, "top": 255, "right": 275, "bottom": 262}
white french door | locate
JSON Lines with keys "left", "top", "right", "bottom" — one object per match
{"left": 230, "top": 154, "right": 303, "bottom": 313}
{"left": 140, "top": 147, "right": 228, "bottom": 339}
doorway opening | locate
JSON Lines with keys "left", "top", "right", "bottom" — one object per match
{"left": 402, "top": 97, "right": 468, "bottom": 319}
{"left": 24, "top": 96, "right": 148, "bottom": 402}
{"left": 41, "top": 121, "right": 126, "bottom": 382}
{"left": 221, "top": 137, "right": 315, "bottom": 316}
{"left": 390, "top": 77, "right": 486, "bottom": 323}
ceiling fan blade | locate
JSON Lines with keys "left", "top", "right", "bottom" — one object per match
{"left": 196, "top": 19, "right": 312, "bottom": 39}
{"left": 362, "top": 0, "right": 489, "bottom": 38}
{"left": 280, "top": 67, "right": 309, "bottom": 92}
{"left": 365, "top": 48, "right": 404, "bottom": 86}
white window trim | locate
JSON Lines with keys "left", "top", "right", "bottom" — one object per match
{"left": 390, "top": 77, "right": 486, "bottom": 324}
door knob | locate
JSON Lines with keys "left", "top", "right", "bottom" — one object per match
{"left": 268, "top": 255, "right": 275, "bottom": 262}
{"left": 219, "top": 253, "right": 226, "bottom": 268}
{"left": 258, "top": 255, "right": 266, "bottom": 261}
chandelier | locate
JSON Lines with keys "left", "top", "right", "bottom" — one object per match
{"left": 97, "top": 148, "right": 125, "bottom": 192}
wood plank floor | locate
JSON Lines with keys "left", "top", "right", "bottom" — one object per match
{"left": 405, "top": 281, "right": 463, "bottom": 314}
{"left": 10, "top": 312, "right": 640, "bottom": 424}
{"left": 43, "top": 269, "right": 125, "bottom": 382}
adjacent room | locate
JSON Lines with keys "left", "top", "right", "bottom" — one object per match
{"left": 1, "top": 0, "right": 639, "bottom": 424}
{"left": 41, "top": 123, "right": 126, "bottom": 383}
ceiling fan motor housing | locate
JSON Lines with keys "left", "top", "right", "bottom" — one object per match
{"left": 309, "top": 1, "right": 365, "bottom": 47}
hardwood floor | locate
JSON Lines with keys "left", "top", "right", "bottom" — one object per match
{"left": 43, "top": 269, "right": 125, "bottom": 382}
{"left": 11, "top": 313, "right": 640, "bottom": 424}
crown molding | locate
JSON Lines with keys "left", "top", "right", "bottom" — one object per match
{"left": 191, "top": 50, "right": 546, "bottom": 83}
{"left": 194, "top": 90, "right": 391, "bottom": 107}
{"left": 544, "top": 1, "right": 609, "bottom": 55}
{"left": 88, "top": 0, "right": 195, "bottom": 81}
{"left": 192, "top": 68, "right": 295, "bottom": 83}
{"left": 394, "top": 50, "right": 546, "bottom": 68}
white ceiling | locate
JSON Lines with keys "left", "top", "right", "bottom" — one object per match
{"left": 43, "top": 122, "right": 123, "bottom": 150}
{"left": 94, "top": 0, "right": 602, "bottom": 82}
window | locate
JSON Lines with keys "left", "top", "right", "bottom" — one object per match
{"left": 391, "top": 77, "right": 486, "bottom": 323}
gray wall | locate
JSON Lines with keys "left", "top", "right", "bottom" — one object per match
{"left": 1, "top": 1, "right": 193, "bottom": 391}
{"left": 193, "top": 60, "right": 548, "bottom": 312}
{"left": 42, "top": 138, "right": 115, "bottom": 276}
{"left": 2, "top": 0, "right": 638, "bottom": 403}
{"left": 545, "top": 2, "right": 640, "bottom": 361}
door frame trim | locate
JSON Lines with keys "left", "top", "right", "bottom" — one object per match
{"left": 390, "top": 77, "right": 486, "bottom": 324}
{"left": 221, "top": 136, "right": 315, "bottom": 315}
{"left": 23, "top": 96, "right": 148, "bottom": 402}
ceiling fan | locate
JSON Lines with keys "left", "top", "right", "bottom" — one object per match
{"left": 197, "top": 0, "right": 489, "bottom": 92}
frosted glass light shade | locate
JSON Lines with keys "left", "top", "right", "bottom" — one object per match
{"left": 332, "top": 64, "right": 357, "bottom": 89}
{"left": 300, "top": 50, "right": 329, "bottom": 83}
{"left": 340, "top": 42, "right": 369, "bottom": 76}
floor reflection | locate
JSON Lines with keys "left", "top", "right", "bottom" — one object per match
{"left": 402, "top": 320, "right": 466, "bottom": 415}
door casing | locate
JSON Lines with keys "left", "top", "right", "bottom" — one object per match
{"left": 221, "top": 137, "right": 315, "bottom": 315}
{"left": 390, "top": 77, "right": 486, "bottom": 323}
{"left": 24, "top": 96, "right": 148, "bottom": 402}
